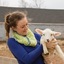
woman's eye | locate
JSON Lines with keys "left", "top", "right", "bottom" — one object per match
{"left": 21, "top": 23, "right": 28, "bottom": 28}
{"left": 21, "top": 26, "right": 25, "bottom": 28}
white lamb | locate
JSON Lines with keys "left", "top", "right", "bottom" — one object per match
{"left": 35, "top": 28, "right": 64, "bottom": 64}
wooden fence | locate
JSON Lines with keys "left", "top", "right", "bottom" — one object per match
{"left": 0, "top": 22, "right": 64, "bottom": 41}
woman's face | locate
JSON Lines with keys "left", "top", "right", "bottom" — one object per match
{"left": 12, "top": 17, "right": 29, "bottom": 36}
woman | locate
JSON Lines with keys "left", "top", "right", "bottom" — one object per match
{"left": 4, "top": 11, "right": 55, "bottom": 64}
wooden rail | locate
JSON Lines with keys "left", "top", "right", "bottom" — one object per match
{"left": 0, "top": 22, "right": 64, "bottom": 41}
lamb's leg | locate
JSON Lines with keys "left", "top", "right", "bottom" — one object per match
{"left": 55, "top": 43, "right": 64, "bottom": 60}
{"left": 42, "top": 42, "right": 49, "bottom": 54}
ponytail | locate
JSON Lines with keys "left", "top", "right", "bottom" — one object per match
{"left": 5, "top": 14, "right": 11, "bottom": 39}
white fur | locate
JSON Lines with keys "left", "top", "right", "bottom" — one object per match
{"left": 35, "top": 28, "right": 64, "bottom": 60}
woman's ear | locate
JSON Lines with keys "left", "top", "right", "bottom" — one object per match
{"left": 53, "top": 31, "right": 61, "bottom": 36}
{"left": 35, "top": 28, "right": 43, "bottom": 35}
{"left": 11, "top": 26, "right": 16, "bottom": 31}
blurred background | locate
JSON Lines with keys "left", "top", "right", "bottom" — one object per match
{"left": 0, "top": 0, "right": 64, "bottom": 9}
{"left": 0, "top": 0, "right": 64, "bottom": 40}
{"left": 0, "top": 1, "right": 64, "bottom": 64}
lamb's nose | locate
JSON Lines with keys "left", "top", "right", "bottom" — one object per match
{"left": 47, "top": 39, "right": 49, "bottom": 42}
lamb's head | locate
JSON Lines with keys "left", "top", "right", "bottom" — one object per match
{"left": 35, "top": 28, "right": 61, "bottom": 43}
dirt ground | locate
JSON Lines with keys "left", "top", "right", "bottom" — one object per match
{"left": 0, "top": 41, "right": 14, "bottom": 58}
{"left": 0, "top": 40, "right": 64, "bottom": 64}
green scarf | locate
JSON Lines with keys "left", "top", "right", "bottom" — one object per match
{"left": 13, "top": 29, "right": 37, "bottom": 47}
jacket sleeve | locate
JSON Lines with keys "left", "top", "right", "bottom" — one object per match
{"left": 34, "top": 33, "right": 41, "bottom": 44}
{"left": 7, "top": 38, "right": 43, "bottom": 64}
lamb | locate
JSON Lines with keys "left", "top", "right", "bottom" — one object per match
{"left": 35, "top": 28, "right": 64, "bottom": 64}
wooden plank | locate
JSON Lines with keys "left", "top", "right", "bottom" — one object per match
{"left": 0, "top": 6, "right": 64, "bottom": 23}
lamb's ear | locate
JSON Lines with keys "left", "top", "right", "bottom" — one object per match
{"left": 53, "top": 31, "right": 61, "bottom": 36}
{"left": 35, "top": 29, "right": 43, "bottom": 35}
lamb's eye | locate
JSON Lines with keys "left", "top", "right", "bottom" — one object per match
{"left": 51, "top": 34, "right": 53, "bottom": 36}
{"left": 43, "top": 34, "right": 45, "bottom": 36}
